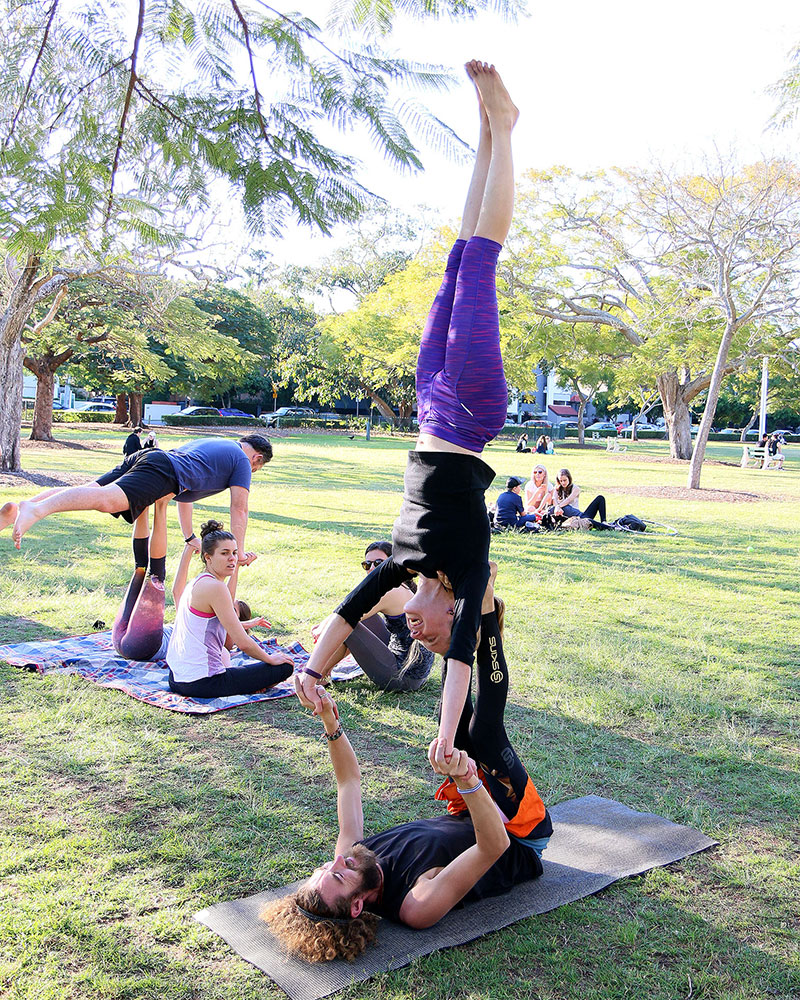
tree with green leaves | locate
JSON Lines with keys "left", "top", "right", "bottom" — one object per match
{"left": 502, "top": 162, "right": 800, "bottom": 486}
{"left": 1, "top": 0, "right": 508, "bottom": 469}
{"left": 64, "top": 284, "right": 254, "bottom": 422}
{"left": 279, "top": 230, "right": 455, "bottom": 424}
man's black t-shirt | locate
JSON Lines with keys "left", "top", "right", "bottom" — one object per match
{"left": 361, "top": 813, "right": 543, "bottom": 923}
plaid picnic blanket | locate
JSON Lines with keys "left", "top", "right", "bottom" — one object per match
{"left": 0, "top": 631, "right": 362, "bottom": 714}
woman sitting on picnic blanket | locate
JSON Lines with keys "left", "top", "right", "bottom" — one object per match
{"left": 111, "top": 495, "right": 265, "bottom": 662}
{"left": 549, "top": 469, "right": 611, "bottom": 529}
{"left": 523, "top": 464, "right": 551, "bottom": 514}
{"left": 166, "top": 520, "right": 293, "bottom": 697}
{"left": 296, "top": 61, "right": 519, "bottom": 759}
{"left": 312, "top": 541, "right": 434, "bottom": 692}
{"left": 262, "top": 581, "right": 552, "bottom": 961}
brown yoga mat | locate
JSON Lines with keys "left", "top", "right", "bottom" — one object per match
{"left": 195, "top": 795, "right": 717, "bottom": 1000}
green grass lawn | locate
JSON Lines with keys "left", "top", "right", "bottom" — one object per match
{"left": 1, "top": 428, "right": 798, "bottom": 1000}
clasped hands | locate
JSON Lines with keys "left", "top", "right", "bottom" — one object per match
{"left": 428, "top": 737, "right": 478, "bottom": 786}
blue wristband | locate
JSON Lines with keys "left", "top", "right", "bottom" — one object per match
{"left": 456, "top": 779, "right": 483, "bottom": 795}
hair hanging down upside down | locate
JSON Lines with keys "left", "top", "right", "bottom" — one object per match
{"left": 261, "top": 889, "right": 379, "bottom": 962}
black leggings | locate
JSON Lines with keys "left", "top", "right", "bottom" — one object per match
{"left": 344, "top": 615, "right": 427, "bottom": 692}
{"left": 168, "top": 660, "right": 293, "bottom": 697}
{"left": 444, "top": 609, "right": 529, "bottom": 821}
{"left": 581, "top": 494, "right": 607, "bottom": 523}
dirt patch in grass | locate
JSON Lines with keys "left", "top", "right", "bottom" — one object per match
{"left": 0, "top": 469, "right": 90, "bottom": 490}
{"left": 608, "top": 484, "right": 775, "bottom": 503}
{"left": 20, "top": 437, "right": 110, "bottom": 451}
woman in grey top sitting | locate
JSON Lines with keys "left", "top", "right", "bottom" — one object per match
{"left": 312, "top": 541, "right": 434, "bottom": 692}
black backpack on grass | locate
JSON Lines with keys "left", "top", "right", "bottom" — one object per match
{"left": 613, "top": 514, "right": 646, "bottom": 532}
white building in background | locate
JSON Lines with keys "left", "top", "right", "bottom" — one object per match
{"left": 507, "top": 366, "right": 593, "bottom": 425}
{"left": 23, "top": 374, "right": 57, "bottom": 401}
{"left": 22, "top": 374, "right": 75, "bottom": 409}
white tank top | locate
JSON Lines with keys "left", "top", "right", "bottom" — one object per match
{"left": 166, "top": 573, "right": 232, "bottom": 682}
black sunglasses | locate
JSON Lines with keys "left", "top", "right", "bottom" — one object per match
{"left": 362, "top": 558, "right": 386, "bottom": 570}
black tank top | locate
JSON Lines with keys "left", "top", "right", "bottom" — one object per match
{"left": 361, "top": 813, "right": 543, "bottom": 923}
{"left": 336, "top": 452, "right": 495, "bottom": 667}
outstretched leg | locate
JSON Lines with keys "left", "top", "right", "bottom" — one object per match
{"left": 468, "top": 608, "right": 548, "bottom": 838}
{"left": 0, "top": 501, "right": 18, "bottom": 533}
{"left": 470, "top": 62, "right": 518, "bottom": 246}
{"left": 12, "top": 483, "right": 129, "bottom": 548}
{"left": 417, "top": 64, "right": 518, "bottom": 454}
{"left": 113, "top": 511, "right": 151, "bottom": 654}
{"left": 416, "top": 66, "right": 494, "bottom": 427}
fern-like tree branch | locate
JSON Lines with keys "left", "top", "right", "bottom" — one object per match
{"left": 3, "top": 0, "right": 59, "bottom": 150}
{"left": 105, "top": 0, "right": 146, "bottom": 225}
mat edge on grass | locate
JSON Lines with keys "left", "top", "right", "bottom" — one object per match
{"left": 195, "top": 795, "right": 718, "bottom": 1000}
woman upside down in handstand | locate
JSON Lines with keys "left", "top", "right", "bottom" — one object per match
{"left": 296, "top": 61, "right": 519, "bottom": 758}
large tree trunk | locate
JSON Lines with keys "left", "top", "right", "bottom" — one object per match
{"left": 0, "top": 257, "right": 41, "bottom": 471}
{"left": 687, "top": 322, "right": 738, "bottom": 489}
{"left": 29, "top": 366, "right": 56, "bottom": 442}
{"left": 0, "top": 336, "right": 25, "bottom": 470}
{"left": 115, "top": 393, "right": 129, "bottom": 424}
{"left": 129, "top": 392, "right": 143, "bottom": 426}
{"left": 656, "top": 372, "right": 693, "bottom": 460}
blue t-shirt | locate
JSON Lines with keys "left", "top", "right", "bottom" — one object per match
{"left": 495, "top": 490, "right": 523, "bottom": 526}
{"left": 166, "top": 439, "right": 252, "bottom": 502}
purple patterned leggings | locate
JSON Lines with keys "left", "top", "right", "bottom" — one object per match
{"left": 416, "top": 237, "right": 508, "bottom": 453}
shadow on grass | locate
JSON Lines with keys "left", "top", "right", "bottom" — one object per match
{"left": 1, "top": 668, "right": 797, "bottom": 999}
{"left": 0, "top": 614, "right": 69, "bottom": 645}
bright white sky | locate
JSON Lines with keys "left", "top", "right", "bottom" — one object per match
{"left": 271, "top": 0, "right": 800, "bottom": 265}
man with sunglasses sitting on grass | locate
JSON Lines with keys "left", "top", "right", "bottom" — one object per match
{"left": 309, "top": 540, "right": 434, "bottom": 692}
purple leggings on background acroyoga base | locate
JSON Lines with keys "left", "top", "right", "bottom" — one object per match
{"left": 416, "top": 236, "right": 507, "bottom": 453}
{"left": 112, "top": 535, "right": 166, "bottom": 661}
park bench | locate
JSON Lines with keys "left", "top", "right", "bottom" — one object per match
{"left": 606, "top": 437, "right": 627, "bottom": 453}
{"left": 740, "top": 445, "right": 780, "bottom": 469}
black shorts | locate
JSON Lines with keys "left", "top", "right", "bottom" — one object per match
{"left": 97, "top": 451, "right": 179, "bottom": 524}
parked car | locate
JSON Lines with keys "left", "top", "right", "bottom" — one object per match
{"left": 265, "top": 406, "right": 316, "bottom": 426}
{"left": 585, "top": 420, "right": 618, "bottom": 432}
{"left": 219, "top": 408, "right": 253, "bottom": 418}
{"left": 627, "top": 421, "right": 661, "bottom": 431}
{"left": 179, "top": 406, "right": 222, "bottom": 417}
{"left": 69, "top": 401, "right": 117, "bottom": 413}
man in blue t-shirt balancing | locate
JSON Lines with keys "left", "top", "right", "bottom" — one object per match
{"left": 7, "top": 436, "right": 272, "bottom": 565}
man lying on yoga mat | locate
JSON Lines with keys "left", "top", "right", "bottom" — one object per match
{"left": 4, "top": 435, "right": 271, "bottom": 563}
{"left": 296, "top": 61, "right": 519, "bottom": 761}
{"left": 263, "top": 582, "right": 552, "bottom": 961}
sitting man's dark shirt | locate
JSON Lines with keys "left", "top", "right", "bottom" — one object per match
{"left": 495, "top": 488, "right": 524, "bottom": 528}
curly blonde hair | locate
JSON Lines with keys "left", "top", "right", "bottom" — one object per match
{"left": 260, "top": 886, "right": 379, "bottom": 962}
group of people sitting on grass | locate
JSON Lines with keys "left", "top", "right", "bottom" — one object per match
{"left": 493, "top": 465, "right": 611, "bottom": 532}
{"left": 2, "top": 64, "right": 558, "bottom": 962}
{"left": 515, "top": 432, "right": 554, "bottom": 455}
